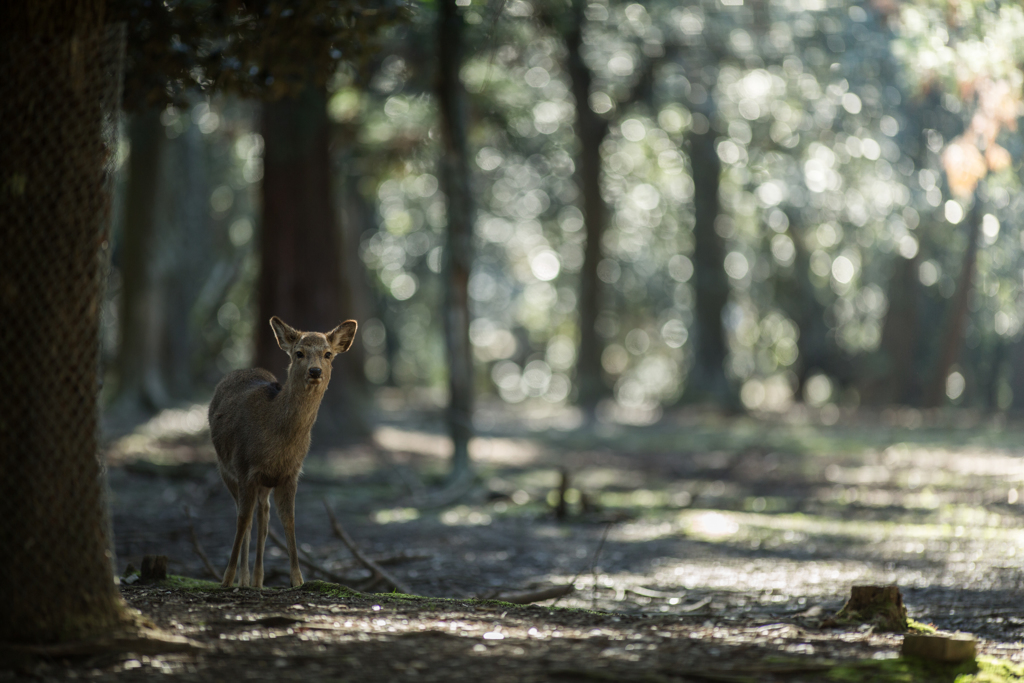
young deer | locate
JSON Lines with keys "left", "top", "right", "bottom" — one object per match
{"left": 208, "top": 316, "right": 357, "bottom": 588}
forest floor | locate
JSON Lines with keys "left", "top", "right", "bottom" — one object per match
{"left": 13, "top": 399, "right": 1024, "bottom": 681}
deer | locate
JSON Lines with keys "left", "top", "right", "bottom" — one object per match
{"left": 208, "top": 316, "right": 357, "bottom": 588}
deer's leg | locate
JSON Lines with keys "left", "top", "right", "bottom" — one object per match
{"left": 222, "top": 483, "right": 257, "bottom": 588}
{"left": 273, "top": 478, "right": 303, "bottom": 587}
{"left": 253, "top": 486, "right": 272, "bottom": 589}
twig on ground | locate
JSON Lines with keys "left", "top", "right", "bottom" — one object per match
{"left": 588, "top": 521, "right": 613, "bottom": 608}
{"left": 182, "top": 505, "right": 221, "bottom": 581}
{"left": 323, "top": 499, "right": 415, "bottom": 595}
{"left": 627, "top": 586, "right": 686, "bottom": 600}
{"left": 554, "top": 521, "right": 614, "bottom": 608}
{"left": 265, "top": 528, "right": 349, "bottom": 585}
{"left": 494, "top": 585, "right": 575, "bottom": 604}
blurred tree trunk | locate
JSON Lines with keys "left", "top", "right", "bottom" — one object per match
{"left": 0, "top": 0, "right": 132, "bottom": 642}
{"left": 923, "top": 196, "right": 983, "bottom": 408}
{"left": 257, "top": 86, "right": 368, "bottom": 441}
{"left": 682, "top": 120, "right": 735, "bottom": 408}
{"left": 566, "top": 0, "right": 611, "bottom": 416}
{"left": 160, "top": 117, "right": 211, "bottom": 400}
{"left": 436, "top": 0, "right": 475, "bottom": 479}
{"left": 783, "top": 209, "right": 848, "bottom": 399}
{"left": 864, "top": 253, "right": 920, "bottom": 404}
{"left": 114, "top": 107, "right": 169, "bottom": 411}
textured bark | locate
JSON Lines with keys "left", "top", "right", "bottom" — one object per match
{"left": 0, "top": 3, "right": 130, "bottom": 642}
{"left": 923, "top": 198, "right": 982, "bottom": 408}
{"left": 256, "top": 87, "right": 367, "bottom": 441}
{"left": 566, "top": 0, "right": 611, "bottom": 414}
{"left": 436, "top": 0, "right": 475, "bottom": 478}
{"left": 683, "top": 124, "right": 734, "bottom": 406}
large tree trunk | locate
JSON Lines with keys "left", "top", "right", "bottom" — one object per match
{"left": 923, "top": 196, "right": 983, "bottom": 407}
{"left": 682, "top": 121, "right": 735, "bottom": 407}
{"left": 436, "top": 0, "right": 475, "bottom": 479}
{"left": 257, "top": 86, "right": 367, "bottom": 442}
{"left": 566, "top": 0, "right": 611, "bottom": 416}
{"left": 0, "top": 3, "right": 131, "bottom": 642}
{"left": 113, "top": 107, "right": 169, "bottom": 411}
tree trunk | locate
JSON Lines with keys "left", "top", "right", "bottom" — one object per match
{"left": 922, "top": 197, "right": 982, "bottom": 408}
{"left": 160, "top": 116, "right": 212, "bottom": 400}
{"left": 566, "top": 0, "right": 611, "bottom": 416}
{"left": 863, "top": 253, "right": 919, "bottom": 404}
{"left": 257, "top": 86, "right": 367, "bottom": 442}
{"left": 114, "top": 107, "right": 169, "bottom": 411}
{"left": 435, "top": 0, "right": 475, "bottom": 479}
{"left": 0, "top": 5, "right": 131, "bottom": 642}
{"left": 682, "top": 122, "right": 734, "bottom": 407}
{"left": 783, "top": 208, "right": 847, "bottom": 398}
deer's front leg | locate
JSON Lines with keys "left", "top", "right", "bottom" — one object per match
{"left": 223, "top": 484, "right": 258, "bottom": 588}
{"left": 253, "top": 487, "right": 272, "bottom": 588}
{"left": 274, "top": 478, "right": 303, "bottom": 587}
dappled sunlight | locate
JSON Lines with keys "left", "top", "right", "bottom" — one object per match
{"left": 373, "top": 425, "right": 543, "bottom": 466}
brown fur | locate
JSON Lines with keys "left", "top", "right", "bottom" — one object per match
{"left": 208, "top": 316, "right": 357, "bottom": 588}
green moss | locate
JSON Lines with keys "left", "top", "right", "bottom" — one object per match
{"left": 907, "top": 618, "right": 938, "bottom": 634}
{"left": 823, "top": 656, "right": 1024, "bottom": 683}
{"left": 298, "top": 580, "right": 366, "bottom": 599}
{"left": 156, "top": 575, "right": 225, "bottom": 591}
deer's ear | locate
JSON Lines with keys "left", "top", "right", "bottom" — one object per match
{"left": 270, "top": 317, "right": 301, "bottom": 352}
{"left": 327, "top": 320, "right": 358, "bottom": 354}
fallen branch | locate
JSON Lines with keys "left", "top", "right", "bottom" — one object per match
{"left": 495, "top": 585, "right": 574, "bottom": 604}
{"left": 627, "top": 586, "right": 684, "bottom": 600}
{"left": 323, "top": 499, "right": 414, "bottom": 595}
{"left": 183, "top": 505, "right": 221, "bottom": 581}
{"left": 266, "top": 528, "right": 350, "bottom": 585}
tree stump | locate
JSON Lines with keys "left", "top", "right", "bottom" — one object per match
{"left": 140, "top": 555, "right": 168, "bottom": 582}
{"left": 833, "top": 585, "right": 908, "bottom": 632}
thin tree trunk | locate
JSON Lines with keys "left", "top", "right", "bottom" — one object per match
{"left": 436, "top": 0, "right": 475, "bottom": 479}
{"left": 0, "top": 5, "right": 131, "bottom": 642}
{"left": 257, "top": 87, "right": 367, "bottom": 441}
{"left": 566, "top": 0, "right": 611, "bottom": 415}
{"left": 683, "top": 121, "right": 734, "bottom": 407}
{"left": 114, "top": 107, "right": 168, "bottom": 410}
{"left": 864, "top": 253, "right": 919, "bottom": 404}
{"left": 923, "top": 196, "right": 983, "bottom": 407}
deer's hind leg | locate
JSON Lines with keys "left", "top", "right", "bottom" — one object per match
{"left": 222, "top": 482, "right": 258, "bottom": 588}
{"left": 252, "top": 486, "right": 272, "bottom": 588}
{"left": 273, "top": 478, "right": 303, "bottom": 587}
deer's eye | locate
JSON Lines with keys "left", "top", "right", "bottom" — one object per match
{"left": 324, "top": 352, "right": 332, "bottom": 360}
{"left": 296, "top": 351, "right": 304, "bottom": 359}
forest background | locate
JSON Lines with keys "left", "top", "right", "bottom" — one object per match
{"left": 104, "top": 0, "right": 1024, "bottom": 474}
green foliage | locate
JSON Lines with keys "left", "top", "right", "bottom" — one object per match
{"left": 109, "top": 0, "right": 411, "bottom": 109}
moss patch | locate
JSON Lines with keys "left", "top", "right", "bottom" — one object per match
{"left": 156, "top": 575, "right": 225, "bottom": 591}
{"left": 824, "top": 656, "right": 1024, "bottom": 683}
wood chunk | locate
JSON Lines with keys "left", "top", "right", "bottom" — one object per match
{"left": 902, "top": 633, "right": 977, "bottom": 662}
{"left": 140, "top": 555, "right": 168, "bottom": 581}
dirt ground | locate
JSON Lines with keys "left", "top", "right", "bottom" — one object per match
{"left": 9, "top": 402, "right": 1024, "bottom": 681}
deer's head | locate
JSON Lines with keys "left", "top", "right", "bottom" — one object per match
{"left": 270, "top": 316, "right": 358, "bottom": 390}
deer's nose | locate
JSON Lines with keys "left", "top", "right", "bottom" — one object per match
{"left": 308, "top": 367, "right": 322, "bottom": 379}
